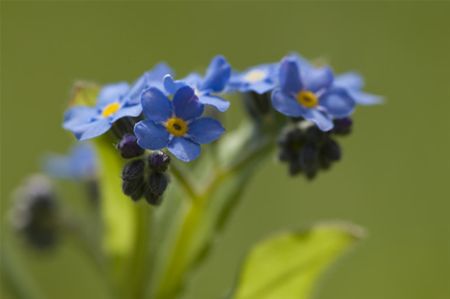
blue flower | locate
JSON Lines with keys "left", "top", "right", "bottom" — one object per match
{"left": 228, "top": 63, "right": 278, "bottom": 94}
{"left": 43, "top": 143, "right": 97, "bottom": 180}
{"left": 163, "top": 55, "right": 231, "bottom": 112}
{"left": 63, "top": 63, "right": 173, "bottom": 141}
{"left": 63, "top": 82, "right": 140, "bottom": 140}
{"left": 134, "top": 86, "right": 225, "bottom": 162}
{"left": 333, "top": 72, "right": 383, "bottom": 105}
{"left": 271, "top": 55, "right": 355, "bottom": 131}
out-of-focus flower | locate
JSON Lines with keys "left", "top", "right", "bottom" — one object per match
{"left": 44, "top": 143, "right": 97, "bottom": 180}
{"left": 271, "top": 55, "right": 356, "bottom": 131}
{"left": 11, "top": 175, "right": 59, "bottom": 249}
{"left": 163, "top": 55, "right": 231, "bottom": 112}
{"left": 228, "top": 63, "right": 278, "bottom": 94}
{"left": 134, "top": 86, "right": 225, "bottom": 162}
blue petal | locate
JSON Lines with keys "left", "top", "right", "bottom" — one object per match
{"left": 279, "top": 56, "right": 302, "bottom": 94}
{"left": 46, "top": 143, "right": 96, "bottom": 179}
{"left": 302, "top": 66, "right": 334, "bottom": 93}
{"left": 250, "top": 81, "right": 275, "bottom": 94}
{"left": 79, "top": 118, "right": 111, "bottom": 141}
{"left": 303, "top": 109, "right": 333, "bottom": 131}
{"left": 200, "top": 55, "right": 231, "bottom": 92}
{"left": 44, "top": 155, "right": 74, "bottom": 179}
{"left": 63, "top": 106, "right": 97, "bottom": 132}
{"left": 271, "top": 89, "right": 304, "bottom": 117}
{"left": 320, "top": 88, "right": 355, "bottom": 118}
{"left": 112, "top": 104, "right": 142, "bottom": 122}
{"left": 98, "top": 82, "right": 130, "bottom": 106}
{"left": 134, "top": 120, "right": 169, "bottom": 150}
{"left": 173, "top": 86, "right": 204, "bottom": 120}
{"left": 141, "top": 87, "right": 173, "bottom": 122}
{"left": 126, "top": 74, "right": 149, "bottom": 105}
{"left": 168, "top": 137, "right": 201, "bottom": 162}
{"left": 198, "top": 95, "right": 230, "bottom": 112}
{"left": 334, "top": 72, "right": 364, "bottom": 90}
{"left": 349, "top": 90, "right": 383, "bottom": 105}
{"left": 188, "top": 117, "right": 225, "bottom": 144}
{"left": 163, "top": 75, "right": 188, "bottom": 94}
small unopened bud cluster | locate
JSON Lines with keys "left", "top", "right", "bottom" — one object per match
{"left": 121, "top": 151, "right": 171, "bottom": 205}
{"left": 278, "top": 117, "right": 352, "bottom": 179}
{"left": 11, "top": 175, "right": 59, "bottom": 249}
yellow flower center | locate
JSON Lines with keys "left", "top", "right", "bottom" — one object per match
{"left": 244, "top": 70, "right": 266, "bottom": 83}
{"left": 296, "top": 90, "right": 318, "bottom": 108}
{"left": 165, "top": 117, "right": 188, "bottom": 137}
{"left": 101, "top": 102, "right": 121, "bottom": 117}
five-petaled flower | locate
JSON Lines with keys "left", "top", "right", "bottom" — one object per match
{"left": 63, "top": 63, "right": 172, "bottom": 141}
{"left": 134, "top": 86, "right": 225, "bottom": 162}
{"left": 63, "top": 82, "right": 141, "bottom": 141}
{"left": 228, "top": 63, "right": 278, "bottom": 94}
{"left": 271, "top": 55, "right": 355, "bottom": 131}
{"left": 163, "top": 55, "right": 231, "bottom": 112}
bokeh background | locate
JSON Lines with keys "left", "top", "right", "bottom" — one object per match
{"left": 1, "top": 1, "right": 450, "bottom": 299}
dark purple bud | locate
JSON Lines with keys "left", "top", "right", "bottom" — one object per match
{"left": 122, "top": 159, "right": 145, "bottom": 181}
{"left": 148, "top": 151, "right": 171, "bottom": 173}
{"left": 333, "top": 117, "right": 353, "bottom": 135}
{"left": 321, "top": 139, "right": 342, "bottom": 162}
{"left": 144, "top": 190, "right": 163, "bottom": 206}
{"left": 122, "top": 178, "right": 145, "bottom": 201}
{"left": 148, "top": 172, "right": 169, "bottom": 197}
{"left": 117, "top": 134, "right": 145, "bottom": 159}
{"left": 300, "top": 144, "right": 319, "bottom": 179}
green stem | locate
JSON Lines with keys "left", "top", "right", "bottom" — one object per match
{"left": 127, "top": 204, "right": 153, "bottom": 299}
{"left": 153, "top": 133, "right": 275, "bottom": 299}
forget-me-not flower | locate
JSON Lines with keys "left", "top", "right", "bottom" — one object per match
{"left": 228, "top": 63, "right": 278, "bottom": 94}
{"left": 163, "top": 55, "right": 231, "bottom": 112}
{"left": 134, "top": 86, "right": 225, "bottom": 162}
{"left": 63, "top": 82, "right": 140, "bottom": 140}
{"left": 271, "top": 55, "right": 355, "bottom": 131}
{"left": 63, "top": 63, "right": 173, "bottom": 141}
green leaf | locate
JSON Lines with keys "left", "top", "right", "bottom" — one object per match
{"left": 231, "top": 223, "right": 364, "bottom": 299}
{"left": 94, "top": 137, "right": 138, "bottom": 257}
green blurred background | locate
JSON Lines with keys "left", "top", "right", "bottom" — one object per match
{"left": 1, "top": 1, "right": 450, "bottom": 299}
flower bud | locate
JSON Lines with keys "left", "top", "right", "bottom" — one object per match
{"left": 300, "top": 144, "right": 319, "bottom": 179}
{"left": 117, "top": 134, "right": 145, "bottom": 159}
{"left": 333, "top": 117, "right": 353, "bottom": 135}
{"left": 148, "top": 151, "right": 171, "bottom": 173}
{"left": 122, "top": 178, "right": 145, "bottom": 201}
{"left": 144, "top": 190, "right": 163, "bottom": 206}
{"left": 122, "top": 159, "right": 145, "bottom": 181}
{"left": 148, "top": 172, "right": 169, "bottom": 197}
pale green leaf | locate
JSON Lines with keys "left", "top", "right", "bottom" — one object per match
{"left": 231, "top": 223, "right": 364, "bottom": 299}
{"left": 94, "top": 138, "right": 138, "bottom": 257}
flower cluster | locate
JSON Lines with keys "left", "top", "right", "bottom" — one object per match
{"left": 62, "top": 53, "right": 381, "bottom": 201}
{"left": 121, "top": 151, "right": 171, "bottom": 205}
